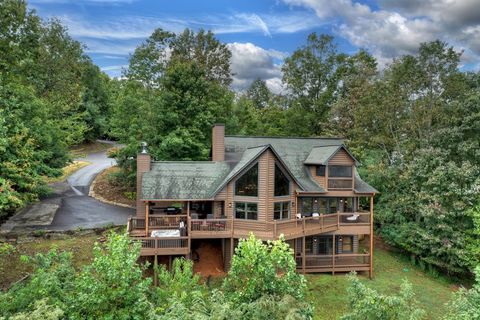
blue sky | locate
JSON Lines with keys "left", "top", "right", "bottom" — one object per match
{"left": 28, "top": 0, "right": 480, "bottom": 92}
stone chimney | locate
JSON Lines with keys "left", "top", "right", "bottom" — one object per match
{"left": 136, "top": 142, "right": 151, "bottom": 217}
{"left": 212, "top": 124, "right": 225, "bottom": 161}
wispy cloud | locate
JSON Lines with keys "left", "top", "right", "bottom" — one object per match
{"left": 100, "top": 64, "right": 127, "bottom": 71}
{"left": 56, "top": 10, "right": 321, "bottom": 43}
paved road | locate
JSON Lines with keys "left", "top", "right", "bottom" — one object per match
{"left": 1, "top": 141, "right": 134, "bottom": 233}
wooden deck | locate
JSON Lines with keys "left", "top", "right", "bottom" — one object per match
{"left": 127, "top": 212, "right": 371, "bottom": 256}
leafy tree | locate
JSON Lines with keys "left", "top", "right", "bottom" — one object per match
{"left": 154, "top": 257, "right": 205, "bottom": 314}
{"left": 444, "top": 266, "right": 480, "bottom": 320}
{"left": 0, "top": 249, "right": 75, "bottom": 317}
{"left": 223, "top": 234, "right": 306, "bottom": 304}
{"left": 246, "top": 78, "right": 272, "bottom": 109}
{"left": 68, "top": 232, "right": 153, "bottom": 320}
{"left": 341, "top": 273, "right": 425, "bottom": 320}
{"left": 282, "top": 33, "right": 347, "bottom": 134}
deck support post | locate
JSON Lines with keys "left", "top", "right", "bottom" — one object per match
{"left": 332, "top": 234, "right": 336, "bottom": 275}
{"left": 369, "top": 195, "right": 375, "bottom": 279}
{"left": 302, "top": 236, "right": 306, "bottom": 274}
{"left": 145, "top": 202, "right": 149, "bottom": 236}
{"left": 153, "top": 255, "right": 158, "bottom": 286}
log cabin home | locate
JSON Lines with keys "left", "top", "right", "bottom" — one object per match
{"left": 128, "top": 124, "right": 377, "bottom": 277}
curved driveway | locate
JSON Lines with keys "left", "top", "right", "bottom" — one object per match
{"left": 1, "top": 141, "right": 134, "bottom": 233}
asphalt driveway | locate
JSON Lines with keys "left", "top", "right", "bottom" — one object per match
{"left": 0, "top": 141, "right": 134, "bottom": 233}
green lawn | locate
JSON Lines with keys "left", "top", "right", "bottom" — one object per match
{"left": 306, "top": 247, "right": 459, "bottom": 320}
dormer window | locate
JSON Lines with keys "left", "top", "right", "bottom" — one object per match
{"left": 235, "top": 163, "right": 258, "bottom": 196}
{"left": 316, "top": 165, "right": 326, "bottom": 176}
{"left": 328, "top": 165, "right": 353, "bottom": 189}
{"left": 328, "top": 165, "right": 352, "bottom": 177}
{"left": 274, "top": 163, "right": 290, "bottom": 196}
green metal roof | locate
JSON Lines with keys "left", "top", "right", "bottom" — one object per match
{"left": 140, "top": 135, "right": 377, "bottom": 200}
{"left": 354, "top": 173, "right": 379, "bottom": 194}
{"left": 224, "top": 136, "right": 347, "bottom": 192}
{"left": 304, "top": 145, "right": 342, "bottom": 165}
{"left": 304, "top": 145, "right": 360, "bottom": 166}
{"left": 141, "top": 161, "right": 230, "bottom": 200}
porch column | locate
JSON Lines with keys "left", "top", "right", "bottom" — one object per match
{"left": 369, "top": 194, "right": 375, "bottom": 279}
{"left": 187, "top": 201, "right": 190, "bottom": 216}
{"left": 302, "top": 236, "right": 306, "bottom": 274}
{"left": 145, "top": 202, "right": 150, "bottom": 236}
{"left": 153, "top": 255, "right": 158, "bottom": 286}
{"left": 332, "top": 234, "right": 336, "bottom": 275}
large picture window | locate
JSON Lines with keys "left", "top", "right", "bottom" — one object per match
{"left": 235, "top": 163, "right": 258, "bottom": 196}
{"left": 328, "top": 165, "right": 352, "bottom": 177}
{"left": 274, "top": 201, "right": 290, "bottom": 220}
{"left": 274, "top": 164, "right": 290, "bottom": 196}
{"left": 235, "top": 202, "right": 258, "bottom": 220}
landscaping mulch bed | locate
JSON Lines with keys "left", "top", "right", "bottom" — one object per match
{"left": 91, "top": 167, "right": 136, "bottom": 208}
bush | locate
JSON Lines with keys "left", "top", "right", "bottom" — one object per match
{"left": 341, "top": 272, "right": 425, "bottom": 320}
{"left": 223, "top": 233, "right": 307, "bottom": 304}
{"left": 8, "top": 299, "right": 64, "bottom": 320}
{"left": 443, "top": 266, "right": 480, "bottom": 320}
{"left": 67, "top": 232, "right": 153, "bottom": 319}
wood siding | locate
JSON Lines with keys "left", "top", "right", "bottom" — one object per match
{"left": 328, "top": 149, "right": 355, "bottom": 165}
{"left": 309, "top": 166, "right": 326, "bottom": 188}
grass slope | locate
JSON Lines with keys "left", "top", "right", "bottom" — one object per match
{"left": 307, "top": 247, "right": 458, "bottom": 320}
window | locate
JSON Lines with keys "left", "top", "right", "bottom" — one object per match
{"left": 274, "top": 202, "right": 290, "bottom": 220}
{"left": 337, "top": 236, "right": 353, "bottom": 253}
{"left": 339, "top": 198, "right": 354, "bottom": 212}
{"left": 328, "top": 165, "right": 352, "bottom": 177}
{"left": 328, "top": 179, "right": 352, "bottom": 189}
{"left": 301, "top": 198, "right": 313, "bottom": 216}
{"left": 235, "top": 163, "right": 258, "bottom": 196}
{"left": 274, "top": 164, "right": 290, "bottom": 196}
{"left": 235, "top": 202, "right": 258, "bottom": 220}
{"left": 328, "top": 198, "right": 338, "bottom": 214}
{"left": 305, "top": 237, "right": 313, "bottom": 254}
{"left": 318, "top": 236, "right": 333, "bottom": 254}
{"left": 317, "top": 198, "right": 327, "bottom": 214}
{"left": 316, "top": 165, "right": 326, "bottom": 176}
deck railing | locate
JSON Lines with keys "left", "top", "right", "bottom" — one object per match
{"left": 135, "top": 236, "right": 189, "bottom": 255}
{"left": 149, "top": 214, "right": 187, "bottom": 228}
{"left": 190, "top": 218, "right": 228, "bottom": 232}
{"left": 128, "top": 211, "right": 371, "bottom": 241}
{"left": 296, "top": 253, "right": 370, "bottom": 271}
{"left": 339, "top": 212, "right": 370, "bottom": 225}
{"left": 271, "top": 213, "right": 339, "bottom": 239}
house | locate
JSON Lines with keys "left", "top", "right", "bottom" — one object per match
{"left": 128, "top": 124, "right": 377, "bottom": 277}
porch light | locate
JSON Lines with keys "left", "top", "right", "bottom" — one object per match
{"left": 228, "top": 202, "right": 232, "bottom": 208}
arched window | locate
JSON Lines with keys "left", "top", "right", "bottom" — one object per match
{"left": 274, "top": 163, "right": 290, "bottom": 196}
{"left": 235, "top": 163, "right": 258, "bottom": 196}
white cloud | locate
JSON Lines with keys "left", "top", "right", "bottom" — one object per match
{"left": 227, "top": 42, "right": 284, "bottom": 93}
{"left": 100, "top": 64, "right": 127, "bottom": 71}
{"left": 282, "top": 0, "right": 480, "bottom": 66}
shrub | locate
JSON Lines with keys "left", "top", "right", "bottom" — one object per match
{"left": 223, "top": 233, "right": 307, "bottom": 304}
{"left": 341, "top": 272, "right": 425, "bottom": 320}
{"left": 443, "top": 266, "right": 480, "bottom": 320}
